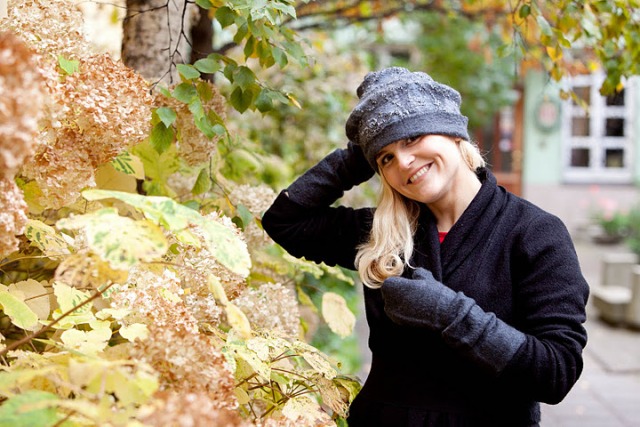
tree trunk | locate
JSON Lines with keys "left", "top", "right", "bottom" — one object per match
{"left": 189, "top": 7, "right": 214, "bottom": 81}
{"left": 122, "top": 0, "right": 199, "bottom": 85}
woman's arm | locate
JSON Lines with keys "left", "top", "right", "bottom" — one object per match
{"left": 262, "top": 142, "right": 375, "bottom": 270}
{"left": 501, "top": 213, "right": 589, "bottom": 404}
{"left": 381, "top": 213, "right": 589, "bottom": 404}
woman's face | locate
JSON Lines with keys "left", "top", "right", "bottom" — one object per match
{"left": 376, "top": 134, "right": 468, "bottom": 206}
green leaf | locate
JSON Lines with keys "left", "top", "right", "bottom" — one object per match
{"left": 131, "top": 141, "right": 180, "bottom": 183}
{"left": 234, "top": 66, "right": 256, "bottom": 90}
{"left": 149, "top": 122, "right": 174, "bottom": 154}
{"left": 235, "top": 204, "right": 254, "bottom": 229}
{"left": 177, "top": 63, "right": 201, "bottom": 80}
{"left": 188, "top": 98, "right": 205, "bottom": 121}
{"left": 195, "top": 0, "right": 213, "bottom": 8}
{"left": 56, "top": 208, "right": 170, "bottom": 269}
{"left": 58, "top": 55, "right": 79, "bottom": 75}
{"left": 272, "top": 46, "right": 288, "bottom": 68}
{"left": 192, "top": 167, "right": 211, "bottom": 195}
{"left": 155, "top": 107, "right": 177, "bottom": 127}
{"left": 194, "top": 57, "right": 221, "bottom": 74}
{"left": 0, "top": 390, "right": 59, "bottom": 427}
{"left": 255, "top": 89, "right": 274, "bottom": 112}
{"left": 0, "top": 290, "right": 40, "bottom": 331}
{"left": 230, "top": 87, "right": 253, "bottom": 113}
{"left": 81, "top": 190, "right": 251, "bottom": 276}
{"left": 172, "top": 82, "right": 198, "bottom": 103}
{"left": 234, "top": 21, "right": 249, "bottom": 44}
{"left": 195, "top": 115, "right": 216, "bottom": 139}
{"left": 215, "top": 6, "right": 235, "bottom": 28}
{"left": 272, "top": 2, "right": 296, "bottom": 18}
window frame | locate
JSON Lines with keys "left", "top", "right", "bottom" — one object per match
{"left": 560, "top": 73, "right": 636, "bottom": 184}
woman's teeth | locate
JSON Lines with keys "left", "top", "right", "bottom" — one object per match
{"left": 409, "top": 165, "right": 429, "bottom": 183}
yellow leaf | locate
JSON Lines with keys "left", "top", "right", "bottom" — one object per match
{"left": 24, "top": 219, "right": 71, "bottom": 256}
{"left": 234, "top": 387, "right": 250, "bottom": 404}
{"left": 56, "top": 209, "right": 169, "bottom": 270}
{"left": 119, "top": 323, "right": 149, "bottom": 342}
{"left": 0, "top": 290, "right": 40, "bottom": 331}
{"left": 8, "top": 279, "right": 50, "bottom": 320}
{"left": 52, "top": 282, "right": 92, "bottom": 315}
{"left": 60, "top": 324, "right": 111, "bottom": 355}
{"left": 299, "top": 349, "right": 337, "bottom": 380}
{"left": 207, "top": 274, "right": 229, "bottom": 304}
{"left": 315, "top": 375, "right": 348, "bottom": 418}
{"left": 282, "top": 395, "right": 334, "bottom": 426}
{"left": 226, "top": 303, "right": 252, "bottom": 339}
{"left": 321, "top": 292, "right": 355, "bottom": 338}
{"left": 546, "top": 46, "right": 562, "bottom": 61}
{"left": 95, "top": 162, "right": 137, "bottom": 193}
{"left": 246, "top": 337, "right": 270, "bottom": 360}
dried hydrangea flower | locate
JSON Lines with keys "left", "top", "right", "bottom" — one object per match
{"left": 228, "top": 184, "right": 277, "bottom": 250}
{"left": 111, "top": 268, "right": 237, "bottom": 407}
{"left": 233, "top": 283, "right": 301, "bottom": 338}
{"left": 0, "top": 178, "right": 28, "bottom": 258}
{"left": 171, "top": 212, "right": 248, "bottom": 301}
{"left": 22, "top": 54, "right": 153, "bottom": 209}
{"left": 139, "top": 391, "right": 250, "bottom": 427}
{"left": 2, "top": 0, "right": 91, "bottom": 60}
{"left": 0, "top": 31, "right": 45, "bottom": 179}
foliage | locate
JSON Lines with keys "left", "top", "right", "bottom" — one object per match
{"left": 0, "top": 1, "right": 361, "bottom": 426}
{"left": 290, "top": 0, "right": 640, "bottom": 95}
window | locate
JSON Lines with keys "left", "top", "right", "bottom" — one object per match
{"left": 561, "top": 73, "right": 635, "bottom": 184}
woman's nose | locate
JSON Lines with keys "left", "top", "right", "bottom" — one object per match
{"left": 396, "top": 149, "right": 414, "bottom": 168}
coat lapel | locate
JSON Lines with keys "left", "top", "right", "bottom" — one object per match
{"left": 439, "top": 169, "right": 507, "bottom": 282}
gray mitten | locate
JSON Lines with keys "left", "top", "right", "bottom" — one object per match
{"left": 382, "top": 267, "right": 457, "bottom": 330}
{"left": 382, "top": 267, "right": 526, "bottom": 374}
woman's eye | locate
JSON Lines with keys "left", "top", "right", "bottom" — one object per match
{"left": 406, "top": 136, "right": 420, "bottom": 145}
{"left": 379, "top": 154, "right": 393, "bottom": 166}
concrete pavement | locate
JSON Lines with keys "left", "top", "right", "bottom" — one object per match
{"left": 541, "top": 238, "right": 640, "bottom": 427}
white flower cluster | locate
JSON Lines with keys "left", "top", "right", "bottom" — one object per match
{"left": 0, "top": 179, "right": 28, "bottom": 258}
{"left": 228, "top": 184, "right": 277, "bottom": 250}
{"left": 22, "top": 54, "right": 153, "bottom": 209}
{"left": 0, "top": 32, "right": 44, "bottom": 258}
{"left": 233, "top": 283, "right": 301, "bottom": 338}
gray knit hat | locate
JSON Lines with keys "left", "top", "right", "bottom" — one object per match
{"left": 346, "top": 67, "right": 470, "bottom": 170}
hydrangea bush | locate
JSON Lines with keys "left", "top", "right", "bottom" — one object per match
{"left": 0, "top": 1, "right": 360, "bottom": 426}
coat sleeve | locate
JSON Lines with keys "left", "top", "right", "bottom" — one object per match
{"left": 261, "top": 142, "right": 374, "bottom": 270}
{"left": 500, "top": 213, "right": 590, "bottom": 404}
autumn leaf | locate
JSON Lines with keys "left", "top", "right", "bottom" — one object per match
{"left": 321, "top": 292, "right": 356, "bottom": 338}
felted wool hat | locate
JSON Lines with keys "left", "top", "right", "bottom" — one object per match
{"left": 346, "top": 67, "right": 470, "bottom": 170}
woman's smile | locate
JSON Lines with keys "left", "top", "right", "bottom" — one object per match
{"left": 408, "top": 164, "right": 431, "bottom": 184}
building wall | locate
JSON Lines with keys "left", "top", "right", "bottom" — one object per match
{"left": 521, "top": 70, "right": 640, "bottom": 236}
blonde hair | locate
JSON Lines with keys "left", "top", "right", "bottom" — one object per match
{"left": 355, "top": 139, "right": 485, "bottom": 288}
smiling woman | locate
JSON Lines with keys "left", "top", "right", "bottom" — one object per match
{"left": 262, "top": 67, "right": 589, "bottom": 427}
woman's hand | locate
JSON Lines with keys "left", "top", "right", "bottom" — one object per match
{"left": 382, "top": 267, "right": 526, "bottom": 374}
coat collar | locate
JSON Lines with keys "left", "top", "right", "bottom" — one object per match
{"left": 411, "top": 168, "right": 507, "bottom": 282}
